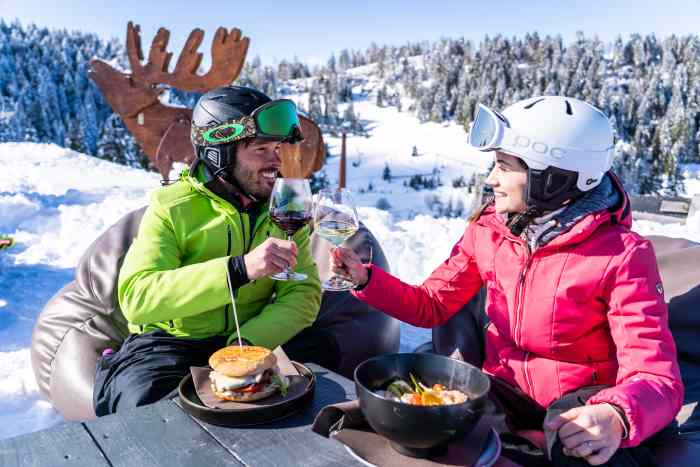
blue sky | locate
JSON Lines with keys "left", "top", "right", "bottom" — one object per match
{"left": 2, "top": 0, "right": 699, "bottom": 64}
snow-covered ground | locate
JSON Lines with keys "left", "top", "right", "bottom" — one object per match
{"left": 2, "top": 100, "right": 700, "bottom": 440}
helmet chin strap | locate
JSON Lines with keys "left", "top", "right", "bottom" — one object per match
{"left": 507, "top": 206, "right": 541, "bottom": 237}
{"left": 197, "top": 145, "right": 259, "bottom": 205}
{"left": 507, "top": 166, "right": 582, "bottom": 237}
{"left": 507, "top": 173, "right": 544, "bottom": 237}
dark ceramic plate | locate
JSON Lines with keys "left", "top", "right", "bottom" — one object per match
{"left": 342, "top": 427, "right": 502, "bottom": 467}
{"left": 178, "top": 361, "right": 315, "bottom": 427}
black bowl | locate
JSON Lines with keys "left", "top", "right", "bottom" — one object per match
{"left": 354, "top": 353, "right": 490, "bottom": 458}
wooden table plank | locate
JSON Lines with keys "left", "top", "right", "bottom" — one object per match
{"left": 178, "top": 364, "right": 365, "bottom": 466}
{"left": 0, "top": 422, "right": 110, "bottom": 467}
{"left": 85, "top": 399, "right": 243, "bottom": 467}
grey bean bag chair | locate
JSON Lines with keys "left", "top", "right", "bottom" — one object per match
{"left": 30, "top": 207, "right": 399, "bottom": 421}
{"left": 416, "top": 234, "right": 700, "bottom": 464}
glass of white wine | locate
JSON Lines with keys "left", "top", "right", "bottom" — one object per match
{"left": 314, "top": 188, "right": 360, "bottom": 291}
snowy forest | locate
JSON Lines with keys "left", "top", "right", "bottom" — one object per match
{"left": 1, "top": 19, "right": 699, "bottom": 195}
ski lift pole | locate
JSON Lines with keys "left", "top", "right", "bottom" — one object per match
{"left": 339, "top": 131, "right": 347, "bottom": 189}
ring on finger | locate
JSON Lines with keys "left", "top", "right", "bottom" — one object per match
{"left": 580, "top": 440, "right": 597, "bottom": 456}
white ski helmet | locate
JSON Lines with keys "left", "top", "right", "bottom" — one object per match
{"left": 468, "top": 96, "right": 615, "bottom": 211}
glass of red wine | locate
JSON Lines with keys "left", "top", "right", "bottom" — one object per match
{"left": 269, "top": 178, "right": 313, "bottom": 281}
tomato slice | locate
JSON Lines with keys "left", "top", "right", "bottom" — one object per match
{"left": 237, "top": 382, "right": 265, "bottom": 393}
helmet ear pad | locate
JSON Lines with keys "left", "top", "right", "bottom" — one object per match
{"left": 527, "top": 166, "right": 583, "bottom": 212}
{"left": 196, "top": 142, "right": 237, "bottom": 176}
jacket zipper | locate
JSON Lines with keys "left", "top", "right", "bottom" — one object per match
{"left": 523, "top": 351, "right": 535, "bottom": 398}
{"left": 223, "top": 224, "right": 232, "bottom": 333}
{"left": 513, "top": 243, "right": 532, "bottom": 347}
{"left": 513, "top": 241, "right": 535, "bottom": 397}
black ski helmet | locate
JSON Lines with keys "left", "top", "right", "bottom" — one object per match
{"left": 191, "top": 85, "right": 272, "bottom": 176}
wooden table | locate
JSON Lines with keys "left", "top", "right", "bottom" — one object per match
{"left": 0, "top": 364, "right": 518, "bottom": 466}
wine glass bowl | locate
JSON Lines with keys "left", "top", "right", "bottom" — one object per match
{"left": 314, "top": 188, "right": 360, "bottom": 291}
{"left": 269, "top": 178, "right": 313, "bottom": 281}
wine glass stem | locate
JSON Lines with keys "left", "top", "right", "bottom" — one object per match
{"left": 285, "top": 234, "right": 294, "bottom": 275}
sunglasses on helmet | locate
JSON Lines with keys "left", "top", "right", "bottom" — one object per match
{"left": 193, "top": 99, "right": 304, "bottom": 147}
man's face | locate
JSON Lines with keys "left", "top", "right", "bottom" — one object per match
{"left": 231, "top": 139, "right": 282, "bottom": 199}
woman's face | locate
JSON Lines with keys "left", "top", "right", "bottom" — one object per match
{"left": 485, "top": 151, "right": 528, "bottom": 214}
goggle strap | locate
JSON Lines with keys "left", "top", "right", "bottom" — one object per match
{"left": 192, "top": 117, "right": 257, "bottom": 147}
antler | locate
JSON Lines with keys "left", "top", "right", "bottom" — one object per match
{"left": 127, "top": 21, "right": 249, "bottom": 93}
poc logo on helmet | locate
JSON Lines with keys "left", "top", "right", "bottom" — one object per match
{"left": 586, "top": 178, "right": 598, "bottom": 186}
{"left": 513, "top": 135, "right": 566, "bottom": 159}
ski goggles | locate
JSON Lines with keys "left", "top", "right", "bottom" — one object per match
{"left": 467, "top": 103, "right": 513, "bottom": 152}
{"left": 192, "top": 99, "right": 304, "bottom": 147}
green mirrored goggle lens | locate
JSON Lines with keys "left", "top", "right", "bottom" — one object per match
{"left": 255, "top": 100, "right": 300, "bottom": 138}
{"left": 202, "top": 122, "right": 246, "bottom": 144}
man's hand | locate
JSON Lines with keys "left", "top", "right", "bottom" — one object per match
{"left": 545, "top": 403, "right": 625, "bottom": 465}
{"left": 244, "top": 238, "right": 297, "bottom": 281}
{"left": 330, "top": 247, "right": 368, "bottom": 287}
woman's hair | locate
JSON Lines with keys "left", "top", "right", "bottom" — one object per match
{"left": 467, "top": 195, "right": 495, "bottom": 223}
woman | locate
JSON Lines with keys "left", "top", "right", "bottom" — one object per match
{"left": 332, "top": 96, "right": 683, "bottom": 466}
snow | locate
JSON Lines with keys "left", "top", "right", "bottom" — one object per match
{"left": 1, "top": 100, "right": 700, "bottom": 441}
{"left": 682, "top": 163, "right": 700, "bottom": 198}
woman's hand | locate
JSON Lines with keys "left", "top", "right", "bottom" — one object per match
{"left": 330, "top": 247, "right": 368, "bottom": 287}
{"left": 545, "top": 403, "right": 625, "bottom": 465}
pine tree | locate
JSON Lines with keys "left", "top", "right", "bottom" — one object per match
{"left": 97, "top": 113, "right": 125, "bottom": 164}
{"left": 382, "top": 163, "right": 392, "bottom": 182}
{"left": 79, "top": 86, "right": 99, "bottom": 154}
{"left": 65, "top": 118, "right": 85, "bottom": 153}
{"left": 307, "top": 79, "right": 324, "bottom": 123}
{"left": 376, "top": 86, "right": 385, "bottom": 107}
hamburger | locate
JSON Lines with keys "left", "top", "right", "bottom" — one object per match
{"left": 208, "top": 345, "right": 289, "bottom": 402}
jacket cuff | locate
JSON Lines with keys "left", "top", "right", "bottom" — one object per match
{"left": 227, "top": 255, "right": 250, "bottom": 288}
{"left": 352, "top": 264, "right": 382, "bottom": 298}
{"left": 587, "top": 388, "right": 640, "bottom": 447}
{"left": 352, "top": 265, "right": 373, "bottom": 291}
{"left": 603, "top": 403, "right": 630, "bottom": 440}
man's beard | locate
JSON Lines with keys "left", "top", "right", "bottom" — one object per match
{"left": 230, "top": 163, "right": 271, "bottom": 200}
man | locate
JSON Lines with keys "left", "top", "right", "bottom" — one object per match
{"left": 93, "top": 86, "right": 321, "bottom": 416}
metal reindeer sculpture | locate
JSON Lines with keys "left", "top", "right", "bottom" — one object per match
{"left": 89, "top": 22, "right": 325, "bottom": 181}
